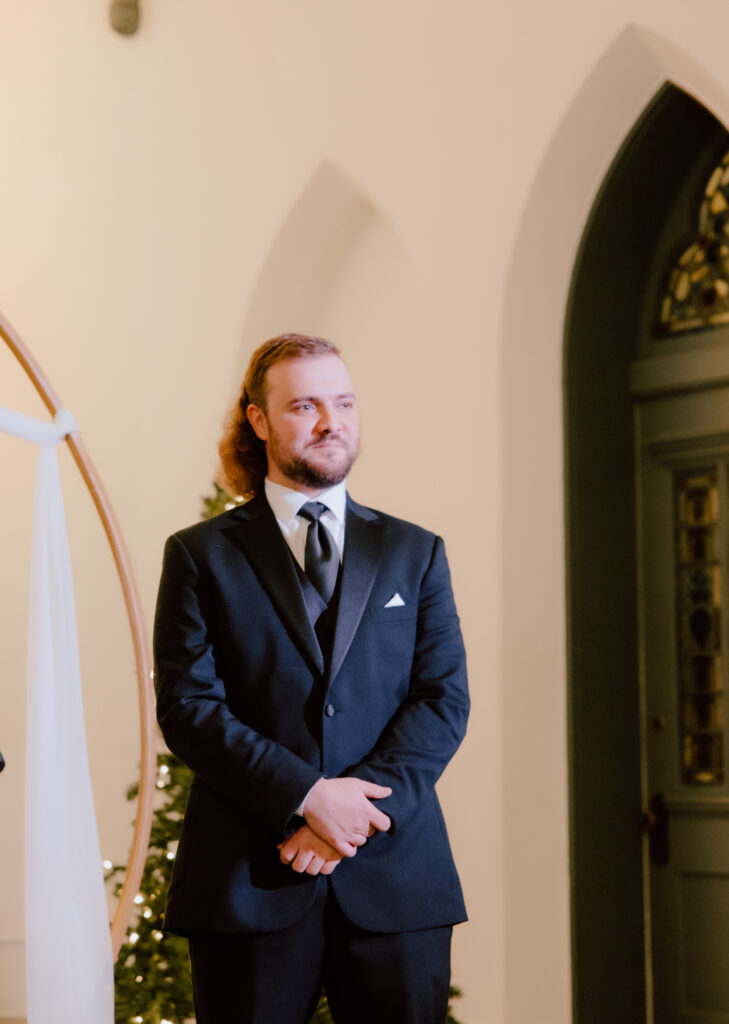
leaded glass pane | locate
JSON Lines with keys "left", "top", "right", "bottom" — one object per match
{"left": 675, "top": 468, "right": 724, "bottom": 784}
{"left": 658, "top": 149, "right": 729, "bottom": 336}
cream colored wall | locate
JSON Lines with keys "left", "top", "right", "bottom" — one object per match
{"left": 3, "top": 3, "right": 729, "bottom": 1022}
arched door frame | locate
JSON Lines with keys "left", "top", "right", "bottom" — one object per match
{"left": 501, "top": 26, "right": 729, "bottom": 1024}
{"left": 567, "top": 83, "right": 728, "bottom": 1022}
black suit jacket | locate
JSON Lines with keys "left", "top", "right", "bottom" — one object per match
{"left": 153, "top": 492, "right": 469, "bottom": 935}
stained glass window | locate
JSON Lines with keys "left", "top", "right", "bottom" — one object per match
{"left": 659, "top": 151, "right": 729, "bottom": 335}
{"left": 675, "top": 468, "right": 724, "bottom": 784}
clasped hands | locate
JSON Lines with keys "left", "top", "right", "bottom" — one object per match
{"left": 277, "top": 776, "right": 391, "bottom": 877}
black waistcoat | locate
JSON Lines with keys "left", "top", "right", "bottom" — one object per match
{"left": 290, "top": 555, "right": 342, "bottom": 671}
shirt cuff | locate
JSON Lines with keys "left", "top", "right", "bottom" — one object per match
{"left": 295, "top": 781, "right": 320, "bottom": 817}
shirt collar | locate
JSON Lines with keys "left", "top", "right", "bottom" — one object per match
{"left": 264, "top": 477, "right": 347, "bottom": 526}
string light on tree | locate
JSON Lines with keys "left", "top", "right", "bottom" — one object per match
{"left": 106, "top": 751, "right": 196, "bottom": 1023}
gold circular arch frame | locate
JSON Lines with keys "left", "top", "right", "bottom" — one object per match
{"left": 0, "top": 311, "right": 155, "bottom": 959}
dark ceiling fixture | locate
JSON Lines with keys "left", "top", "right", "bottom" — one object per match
{"left": 110, "top": 0, "right": 140, "bottom": 36}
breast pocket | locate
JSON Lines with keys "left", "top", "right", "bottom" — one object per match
{"left": 368, "top": 605, "right": 417, "bottom": 624}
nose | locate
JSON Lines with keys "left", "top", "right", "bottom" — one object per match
{"left": 317, "top": 404, "right": 341, "bottom": 434}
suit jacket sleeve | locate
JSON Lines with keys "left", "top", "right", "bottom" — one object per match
{"left": 154, "top": 532, "right": 322, "bottom": 834}
{"left": 341, "top": 534, "right": 469, "bottom": 831}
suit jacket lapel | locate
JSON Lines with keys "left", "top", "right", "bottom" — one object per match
{"left": 222, "top": 494, "right": 325, "bottom": 674}
{"left": 329, "top": 497, "right": 385, "bottom": 684}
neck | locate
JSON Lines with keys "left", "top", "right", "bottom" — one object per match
{"left": 266, "top": 469, "right": 340, "bottom": 498}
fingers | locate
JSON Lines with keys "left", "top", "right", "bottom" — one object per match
{"left": 291, "top": 849, "right": 314, "bottom": 873}
{"left": 355, "top": 781, "right": 392, "bottom": 832}
{"left": 278, "top": 826, "right": 345, "bottom": 875}
{"left": 278, "top": 780, "right": 394, "bottom": 877}
{"left": 369, "top": 806, "right": 391, "bottom": 833}
{"left": 304, "top": 855, "right": 322, "bottom": 875}
{"left": 330, "top": 838, "right": 359, "bottom": 857}
{"left": 278, "top": 844, "right": 339, "bottom": 876}
{"left": 277, "top": 842, "right": 296, "bottom": 866}
{"left": 318, "top": 819, "right": 386, "bottom": 852}
{"left": 303, "top": 777, "right": 393, "bottom": 852}
{"left": 358, "top": 781, "right": 393, "bottom": 800}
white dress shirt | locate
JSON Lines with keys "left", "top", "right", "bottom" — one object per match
{"left": 264, "top": 477, "right": 347, "bottom": 570}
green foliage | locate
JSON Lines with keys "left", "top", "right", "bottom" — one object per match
{"left": 446, "top": 986, "right": 464, "bottom": 1024}
{"left": 200, "top": 481, "right": 241, "bottom": 520}
{"left": 107, "top": 753, "right": 195, "bottom": 1024}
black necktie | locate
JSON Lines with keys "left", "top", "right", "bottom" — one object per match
{"left": 298, "top": 502, "right": 339, "bottom": 604}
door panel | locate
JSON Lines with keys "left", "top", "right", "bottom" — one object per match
{"left": 638, "top": 388, "right": 729, "bottom": 1024}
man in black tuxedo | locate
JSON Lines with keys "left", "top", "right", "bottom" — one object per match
{"left": 153, "top": 334, "right": 469, "bottom": 1023}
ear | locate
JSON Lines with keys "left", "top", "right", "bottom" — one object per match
{"left": 246, "top": 403, "right": 269, "bottom": 442}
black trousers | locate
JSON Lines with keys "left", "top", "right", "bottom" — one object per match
{"left": 188, "top": 883, "right": 453, "bottom": 1024}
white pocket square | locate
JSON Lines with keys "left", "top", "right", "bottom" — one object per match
{"left": 384, "top": 593, "right": 405, "bottom": 608}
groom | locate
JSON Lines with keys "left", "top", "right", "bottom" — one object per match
{"left": 153, "top": 333, "right": 469, "bottom": 1023}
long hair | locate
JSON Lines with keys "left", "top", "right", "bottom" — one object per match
{"left": 218, "top": 333, "right": 340, "bottom": 499}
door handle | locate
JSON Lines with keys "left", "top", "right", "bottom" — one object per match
{"left": 644, "top": 792, "right": 669, "bottom": 867}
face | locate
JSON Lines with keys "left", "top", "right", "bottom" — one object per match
{"left": 247, "top": 354, "right": 360, "bottom": 495}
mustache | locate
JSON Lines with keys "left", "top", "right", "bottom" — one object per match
{"left": 307, "top": 437, "right": 348, "bottom": 448}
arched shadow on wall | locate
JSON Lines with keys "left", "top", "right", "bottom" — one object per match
{"left": 237, "top": 160, "right": 375, "bottom": 364}
{"left": 500, "top": 24, "right": 729, "bottom": 1024}
{"left": 233, "top": 160, "right": 440, "bottom": 516}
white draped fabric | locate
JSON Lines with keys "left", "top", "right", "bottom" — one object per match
{"left": 0, "top": 406, "right": 114, "bottom": 1024}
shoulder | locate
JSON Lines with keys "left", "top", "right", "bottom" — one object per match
{"left": 165, "top": 493, "right": 269, "bottom": 554}
{"left": 167, "top": 507, "right": 232, "bottom": 543}
{"left": 347, "top": 495, "right": 440, "bottom": 548}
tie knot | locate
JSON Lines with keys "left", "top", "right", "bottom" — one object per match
{"left": 299, "top": 501, "right": 328, "bottom": 523}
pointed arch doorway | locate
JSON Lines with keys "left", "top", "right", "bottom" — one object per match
{"left": 567, "top": 83, "right": 729, "bottom": 1023}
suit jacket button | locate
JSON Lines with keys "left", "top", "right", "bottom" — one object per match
{"left": 325, "top": 703, "right": 335, "bottom": 718}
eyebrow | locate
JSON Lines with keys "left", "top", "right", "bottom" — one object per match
{"left": 288, "top": 392, "right": 356, "bottom": 405}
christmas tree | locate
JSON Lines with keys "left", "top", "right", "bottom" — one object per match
{"left": 106, "top": 753, "right": 196, "bottom": 1024}
{"left": 107, "top": 486, "right": 464, "bottom": 1023}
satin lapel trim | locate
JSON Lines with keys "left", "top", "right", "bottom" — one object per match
{"left": 222, "top": 497, "right": 325, "bottom": 674}
{"left": 329, "top": 501, "right": 384, "bottom": 684}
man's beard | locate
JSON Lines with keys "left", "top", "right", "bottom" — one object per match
{"left": 267, "top": 429, "right": 359, "bottom": 489}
